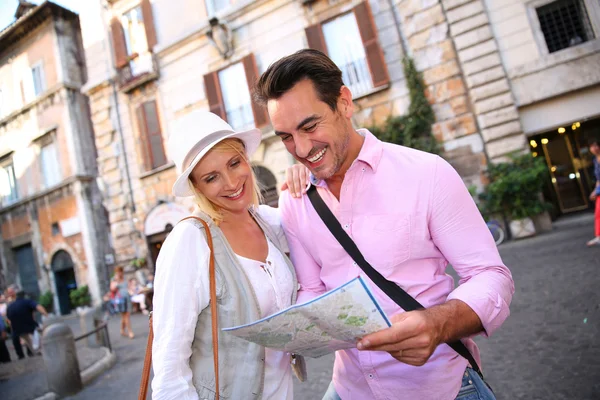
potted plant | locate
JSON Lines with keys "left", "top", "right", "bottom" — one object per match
{"left": 479, "top": 153, "right": 553, "bottom": 239}
{"left": 38, "top": 290, "right": 54, "bottom": 314}
{"left": 69, "top": 285, "right": 92, "bottom": 313}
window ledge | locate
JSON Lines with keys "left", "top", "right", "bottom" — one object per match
{"left": 352, "top": 84, "right": 390, "bottom": 101}
{"left": 508, "top": 39, "right": 600, "bottom": 79}
{"left": 139, "top": 162, "right": 175, "bottom": 180}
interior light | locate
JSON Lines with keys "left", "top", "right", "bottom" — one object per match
{"left": 530, "top": 140, "right": 538, "bottom": 148}
{"left": 558, "top": 127, "right": 566, "bottom": 134}
{"left": 576, "top": 172, "right": 580, "bottom": 178}
{"left": 541, "top": 138, "right": 549, "bottom": 144}
{"left": 551, "top": 166, "right": 557, "bottom": 172}
{"left": 552, "top": 178, "right": 557, "bottom": 183}
{"left": 532, "top": 152, "right": 538, "bottom": 157}
{"left": 576, "top": 122, "right": 581, "bottom": 128}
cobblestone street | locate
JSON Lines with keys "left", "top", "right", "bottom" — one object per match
{"left": 2, "top": 213, "right": 599, "bottom": 400}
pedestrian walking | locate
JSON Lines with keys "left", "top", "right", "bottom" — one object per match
{"left": 110, "top": 266, "right": 135, "bottom": 338}
{"left": 0, "top": 305, "right": 10, "bottom": 363}
{"left": 6, "top": 289, "right": 47, "bottom": 359}
{"left": 586, "top": 137, "right": 600, "bottom": 247}
{"left": 255, "top": 49, "right": 514, "bottom": 400}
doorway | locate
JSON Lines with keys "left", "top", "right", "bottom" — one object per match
{"left": 529, "top": 117, "right": 600, "bottom": 214}
{"left": 13, "top": 244, "right": 40, "bottom": 300}
{"left": 51, "top": 250, "right": 77, "bottom": 315}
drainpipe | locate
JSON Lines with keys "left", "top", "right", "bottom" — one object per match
{"left": 386, "top": 0, "right": 409, "bottom": 57}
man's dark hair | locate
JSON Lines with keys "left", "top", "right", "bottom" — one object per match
{"left": 16, "top": 291, "right": 25, "bottom": 299}
{"left": 255, "top": 49, "right": 344, "bottom": 111}
{"left": 588, "top": 136, "right": 600, "bottom": 146}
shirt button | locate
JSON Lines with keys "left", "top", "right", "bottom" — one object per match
{"left": 344, "top": 224, "right": 349, "bottom": 229}
{"left": 353, "top": 262, "right": 357, "bottom": 266}
{"left": 368, "top": 374, "right": 374, "bottom": 379}
{"left": 362, "top": 167, "right": 366, "bottom": 172}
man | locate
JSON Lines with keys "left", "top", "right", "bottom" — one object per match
{"left": 255, "top": 49, "right": 514, "bottom": 400}
{"left": 6, "top": 289, "right": 48, "bottom": 359}
{"left": 586, "top": 137, "right": 600, "bottom": 247}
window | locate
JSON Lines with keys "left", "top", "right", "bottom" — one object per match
{"left": 40, "top": 140, "right": 62, "bottom": 188}
{"left": 0, "top": 159, "right": 18, "bottom": 206}
{"left": 137, "top": 100, "right": 167, "bottom": 171}
{"left": 51, "top": 222, "right": 60, "bottom": 236}
{"left": 305, "top": 1, "right": 389, "bottom": 98}
{"left": 206, "top": 0, "right": 231, "bottom": 16}
{"left": 203, "top": 54, "right": 269, "bottom": 130}
{"left": 31, "top": 63, "right": 46, "bottom": 97}
{"left": 323, "top": 13, "right": 374, "bottom": 98}
{"left": 110, "top": 0, "right": 157, "bottom": 70}
{"left": 218, "top": 63, "right": 255, "bottom": 131}
{"left": 0, "top": 87, "right": 3, "bottom": 117}
{"left": 536, "top": 0, "right": 595, "bottom": 53}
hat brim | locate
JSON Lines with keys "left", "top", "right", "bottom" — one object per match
{"left": 172, "top": 128, "right": 262, "bottom": 197}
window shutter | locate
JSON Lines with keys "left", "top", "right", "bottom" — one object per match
{"left": 136, "top": 104, "right": 152, "bottom": 170}
{"left": 305, "top": 24, "right": 328, "bottom": 55}
{"left": 144, "top": 101, "right": 167, "bottom": 169}
{"left": 242, "top": 54, "right": 269, "bottom": 129}
{"left": 354, "top": 1, "right": 389, "bottom": 88}
{"left": 203, "top": 71, "right": 226, "bottom": 121}
{"left": 110, "top": 17, "right": 128, "bottom": 68}
{"left": 141, "top": 0, "right": 157, "bottom": 51}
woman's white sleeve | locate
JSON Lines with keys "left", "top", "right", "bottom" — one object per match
{"left": 151, "top": 222, "right": 211, "bottom": 400}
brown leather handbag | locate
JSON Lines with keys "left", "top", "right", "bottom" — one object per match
{"left": 138, "top": 216, "right": 220, "bottom": 400}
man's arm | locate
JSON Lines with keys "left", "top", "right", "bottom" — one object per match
{"left": 279, "top": 191, "right": 326, "bottom": 303}
{"left": 359, "top": 157, "right": 514, "bottom": 365}
{"left": 36, "top": 304, "right": 48, "bottom": 317}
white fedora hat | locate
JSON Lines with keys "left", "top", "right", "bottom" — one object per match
{"left": 168, "top": 111, "right": 261, "bottom": 197}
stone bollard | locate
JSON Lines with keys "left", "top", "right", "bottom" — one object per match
{"left": 41, "top": 322, "right": 83, "bottom": 397}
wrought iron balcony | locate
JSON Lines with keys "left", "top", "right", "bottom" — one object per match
{"left": 117, "top": 52, "right": 159, "bottom": 93}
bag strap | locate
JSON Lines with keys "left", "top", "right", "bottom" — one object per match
{"left": 306, "top": 185, "right": 483, "bottom": 377}
{"left": 137, "top": 216, "right": 219, "bottom": 400}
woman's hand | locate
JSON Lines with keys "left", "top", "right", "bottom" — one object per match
{"left": 281, "top": 164, "right": 310, "bottom": 198}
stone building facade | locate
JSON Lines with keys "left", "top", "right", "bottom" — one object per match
{"left": 0, "top": 2, "right": 113, "bottom": 313}
{"left": 78, "top": 0, "right": 600, "bottom": 268}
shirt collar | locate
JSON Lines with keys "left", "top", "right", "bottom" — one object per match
{"left": 309, "top": 128, "right": 383, "bottom": 186}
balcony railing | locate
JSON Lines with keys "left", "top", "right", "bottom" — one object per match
{"left": 117, "top": 52, "right": 159, "bottom": 93}
{"left": 339, "top": 57, "right": 373, "bottom": 98}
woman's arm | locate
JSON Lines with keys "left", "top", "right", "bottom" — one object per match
{"left": 151, "top": 222, "right": 211, "bottom": 400}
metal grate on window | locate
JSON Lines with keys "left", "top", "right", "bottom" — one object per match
{"left": 536, "top": 0, "right": 595, "bottom": 53}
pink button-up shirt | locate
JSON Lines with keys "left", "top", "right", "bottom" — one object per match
{"left": 279, "top": 130, "right": 514, "bottom": 400}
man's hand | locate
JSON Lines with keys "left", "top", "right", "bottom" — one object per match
{"left": 590, "top": 192, "right": 597, "bottom": 201}
{"left": 357, "top": 309, "right": 443, "bottom": 366}
{"left": 357, "top": 300, "right": 483, "bottom": 366}
{"left": 280, "top": 164, "right": 310, "bottom": 198}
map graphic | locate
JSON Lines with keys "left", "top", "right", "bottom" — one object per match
{"left": 222, "top": 277, "right": 391, "bottom": 358}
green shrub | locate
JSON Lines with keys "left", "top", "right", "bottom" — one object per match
{"left": 39, "top": 291, "right": 54, "bottom": 313}
{"left": 478, "top": 153, "right": 553, "bottom": 220}
{"left": 369, "top": 57, "right": 439, "bottom": 154}
{"left": 69, "top": 285, "right": 92, "bottom": 308}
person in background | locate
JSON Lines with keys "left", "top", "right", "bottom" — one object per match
{"left": 110, "top": 266, "right": 134, "bottom": 338}
{"left": 586, "top": 137, "right": 600, "bottom": 247}
{"left": 6, "top": 289, "right": 47, "bottom": 359}
{"left": 0, "top": 293, "right": 10, "bottom": 363}
{"left": 129, "top": 278, "right": 149, "bottom": 315}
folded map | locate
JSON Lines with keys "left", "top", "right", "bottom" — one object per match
{"left": 222, "top": 276, "right": 391, "bottom": 358}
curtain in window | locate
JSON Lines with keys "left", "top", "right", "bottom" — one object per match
{"left": 323, "top": 13, "right": 373, "bottom": 98}
{"left": 218, "top": 63, "right": 255, "bottom": 131}
{"left": 41, "top": 142, "right": 62, "bottom": 188}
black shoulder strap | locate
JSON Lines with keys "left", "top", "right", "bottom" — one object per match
{"left": 306, "top": 184, "right": 482, "bottom": 377}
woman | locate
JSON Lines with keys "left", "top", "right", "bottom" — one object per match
{"left": 152, "top": 112, "right": 304, "bottom": 400}
{"left": 110, "top": 266, "right": 134, "bottom": 338}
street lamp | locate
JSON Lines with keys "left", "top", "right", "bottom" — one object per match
{"left": 207, "top": 17, "right": 234, "bottom": 59}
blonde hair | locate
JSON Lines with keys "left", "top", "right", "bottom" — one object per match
{"left": 188, "top": 138, "right": 262, "bottom": 224}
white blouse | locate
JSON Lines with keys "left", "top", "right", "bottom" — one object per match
{"left": 151, "top": 205, "right": 294, "bottom": 400}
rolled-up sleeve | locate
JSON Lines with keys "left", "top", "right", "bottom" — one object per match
{"left": 151, "top": 222, "right": 210, "bottom": 400}
{"left": 428, "top": 157, "right": 515, "bottom": 337}
{"left": 279, "top": 191, "right": 326, "bottom": 304}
